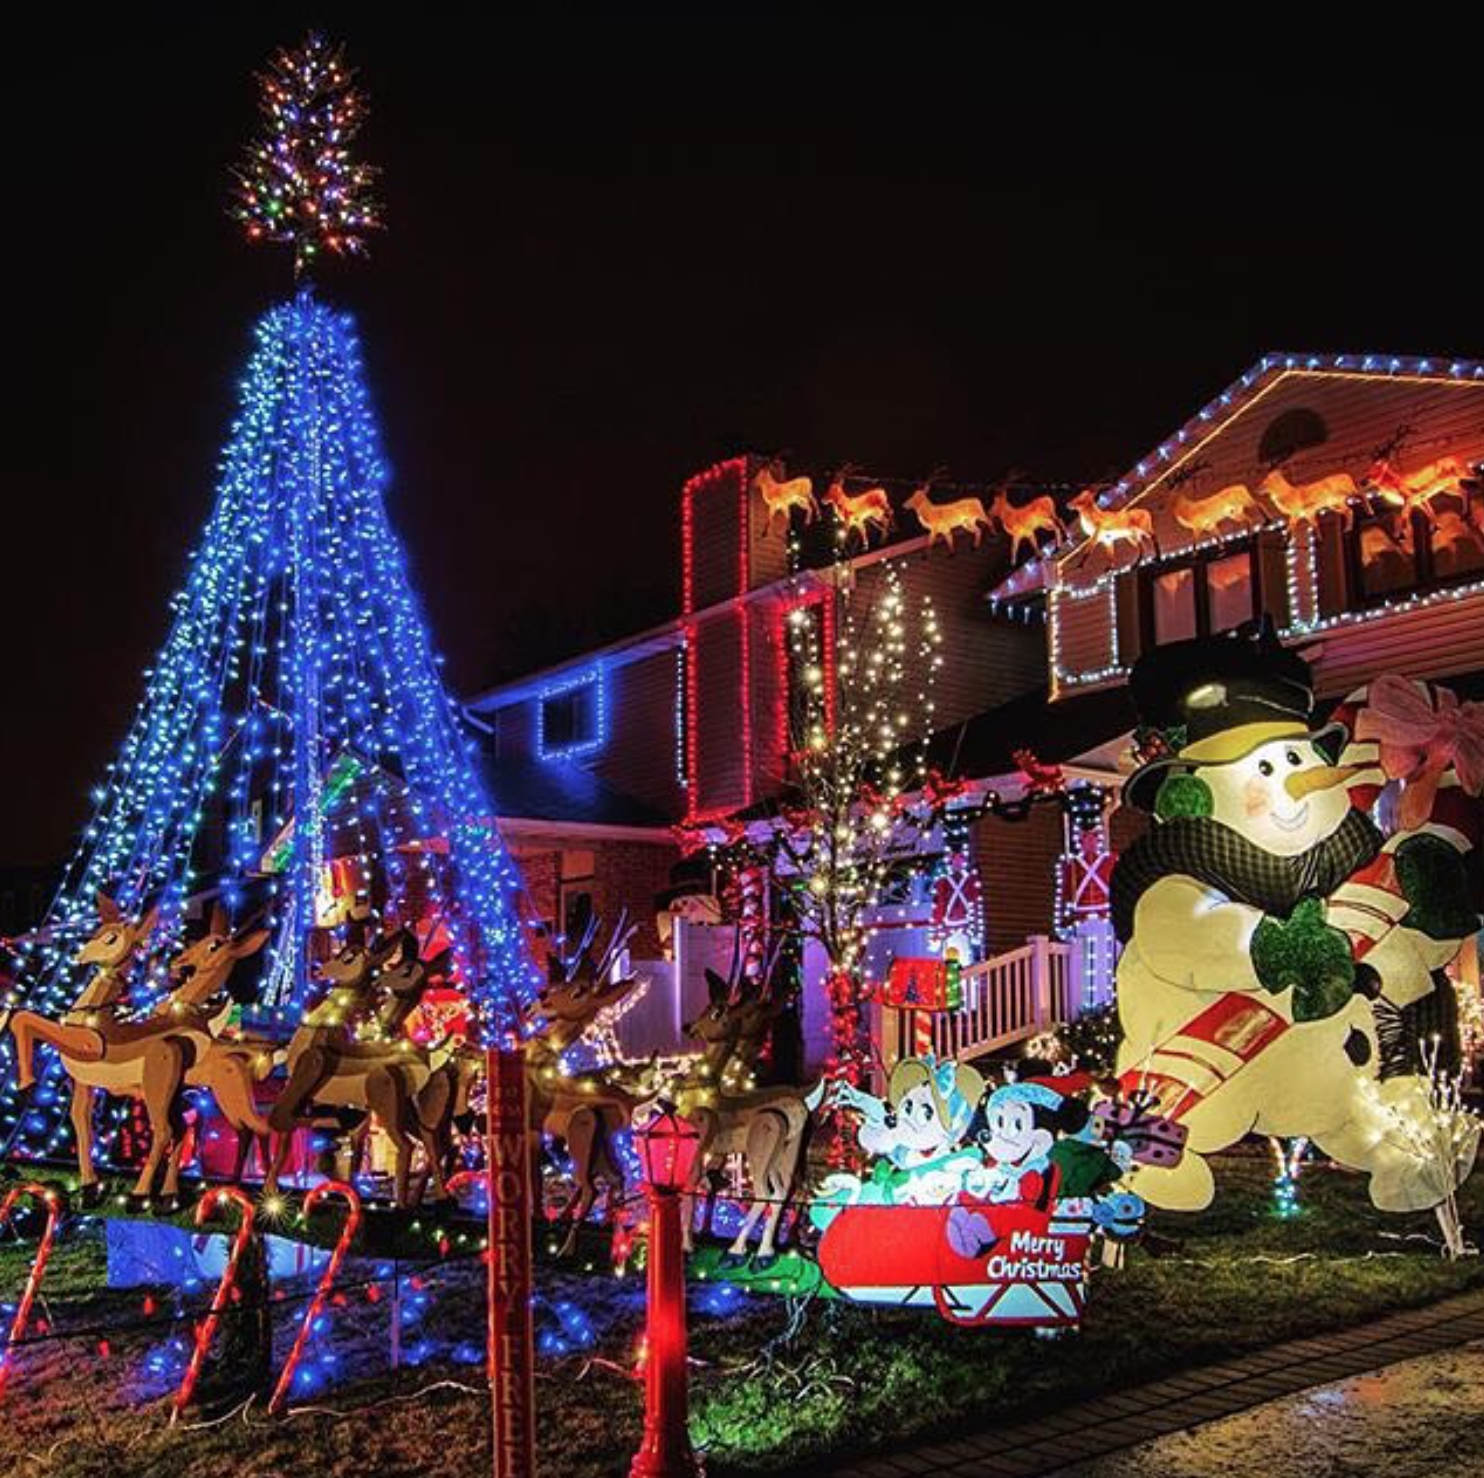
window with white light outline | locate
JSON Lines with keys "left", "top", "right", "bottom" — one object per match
{"left": 537, "top": 667, "right": 607, "bottom": 761}
{"left": 1139, "top": 539, "right": 1259, "bottom": 648}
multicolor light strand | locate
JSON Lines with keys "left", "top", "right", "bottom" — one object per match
{"left": 230, "top": 33, "right": 382, "bottom": 276}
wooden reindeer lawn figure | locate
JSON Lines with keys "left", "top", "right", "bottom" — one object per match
{"left": 512, "top": 913, "right": 648, "bottom": 1255}
{"left": 988, "top": 484, "right": 1069, "bottom": 564}
{"left": 264, "top": 926, "right": 453, "bottom": 1208}
{"left": 667, "top": 943, "right": 812, "bottom": 1269}
{"left": 4, "top": 893, "right": 157, "bottom": 1040}
{"left": 1256, "top": 467, "right": 1361, "bottom": 529}
{"left": 753, "top": 459, "right": 819, "bottom": 532}
{"left": 1170, "top": 482, "right": 1266, "bottom": 539}
{"left": 6, "top": 903, "right": 269, "bottom": 1211}
{"left": 824, "top": 467, "right": 893, "bottom": 550}
{"left": 904, "top": 472, "right": 995, "bottom": 552}
{"left": 1067, "top": 488, "right": 1157, "bottom": 563}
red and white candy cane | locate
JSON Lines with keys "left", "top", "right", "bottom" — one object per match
{"left": 268, "top": 1180, "right": 362, "bottom": 1414}
{"left": 445, "top": 1168, "right": 495, "bottom": 1386}
{"left": 171, "top": 1185, "right": 257, "bottom": 1421}
{"left": 0, "top": 1182, "right": 66, "bottom": 1400}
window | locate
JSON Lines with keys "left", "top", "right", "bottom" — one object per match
{"left": 1206, "top": 551, "right": 1255, "bottom": 632}
{"left": 1152, "top": 567, "right": 1197, "bottom": 643}
{"left": 537, "top": 667, "right": 606, "bottom": 760}
{"left": 561, "top": 885, "right": 594, "bottom": 948}
{"left": 1141, "top": 543, "right": 1261, "bottom": 646}
{"left": 1348, "top": 484, "right": 1484, "bottom": 606}
{"left": 1352, "top": 509, "right": 1418, "bottom": 600}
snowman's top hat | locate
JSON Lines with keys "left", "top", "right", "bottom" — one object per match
{"left": 1123, "top": 617, "right": 1342, "bottom": 811}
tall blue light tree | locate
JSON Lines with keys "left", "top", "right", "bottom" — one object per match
{"left": 0, "top": 37, "right": 538, "bottom": 1165}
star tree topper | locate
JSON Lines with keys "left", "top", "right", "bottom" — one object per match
{"left": 230, "top": 32, "right": 383, "bottom": 276}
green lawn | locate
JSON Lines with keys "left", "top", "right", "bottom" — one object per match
{"left": 1, "top": 1148, "right": 1481, "bottom": 1478}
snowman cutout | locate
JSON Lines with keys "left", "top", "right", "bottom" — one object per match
{"left": 1111, "top": 620, "right": 1477, "bottom": 1221}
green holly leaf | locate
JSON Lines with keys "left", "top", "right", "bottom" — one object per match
{"left": 1252, "top": 897, "right": 1356, "bottom": 1022}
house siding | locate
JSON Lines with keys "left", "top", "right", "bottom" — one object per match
{"left": 975, "top": 802, "right": 1064, "bottom": 955}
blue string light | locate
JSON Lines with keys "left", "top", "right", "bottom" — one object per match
{"left": 1, "top": 289, "right": 540, "bottom": 1163}
{"left": 535, "top": 664, "right": 607, "bottom": 762}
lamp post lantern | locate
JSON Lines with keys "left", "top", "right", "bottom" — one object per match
{"left": 630, "top": 1103, "right": 703, "bottom": 1478}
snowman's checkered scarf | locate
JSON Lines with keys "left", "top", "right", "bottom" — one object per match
{"left": 1111, "top": 809, "right": 1382, "bottom": 942}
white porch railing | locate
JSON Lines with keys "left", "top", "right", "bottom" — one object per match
{"left": 929, "top": 934, "right": 1078, "bottom": 1064}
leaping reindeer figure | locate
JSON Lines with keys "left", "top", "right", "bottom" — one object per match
{"left": 7, "top": 903, "right": 269, "bottom": 1210}
{"left": 825, "top": 467, "right": 893, "bottom": 550}
{"left": 753, "top": 459, "right": 819, "bottom": 532}
{"left": 4, "top": 892, "right": 157, "bottom": 1038}
{"left": 1364, "top": 456, "right": 1472, "bottom": 526}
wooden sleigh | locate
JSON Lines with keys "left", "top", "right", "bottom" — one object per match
{"left": 816, "top": 1198, "right": 1092, "bottom": 1327}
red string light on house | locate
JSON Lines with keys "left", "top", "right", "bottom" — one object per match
{"left": 680, "top": 457, "right": 753, "bottom": 822}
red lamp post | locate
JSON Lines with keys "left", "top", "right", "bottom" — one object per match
{"left": 630, "top": 1103, "right": 703, "bottom": 1478}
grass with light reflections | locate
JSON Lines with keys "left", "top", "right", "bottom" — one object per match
{"left": 0, "top": 1148, "right": 1481, "bottom": 1478}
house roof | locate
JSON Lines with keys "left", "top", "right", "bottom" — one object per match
{"left": 1088, "top": 351, "right": 1481, "bottom": 519}
{"left": 472, "top": 740, "right": 672, "bottom": 831}
{"left": 989, "top": 351, "right": 1483, "bottom": 602}
{"left": 923, "top": 681, "right": 1137, "bottom": 781}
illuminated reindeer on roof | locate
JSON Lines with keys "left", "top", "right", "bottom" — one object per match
{"left": 905, "top": 470, "right": 995, "bottom": 552}
{"left": 1365, "top": 455, "right": 1473, "bottom": 525}
{"left": 5, "top": 900, "right": 270, "bottom": 1210}
{"left": 825, "top": 466, "right": 893, "bottom": 550}
{"left": 753, "top": 459, "right": 819, "bottom": 532}
{"left": 263, "top": 924, "right": 452, "bottom": 1208}
{"left": 988, "top": 480, "right": 1069, "bottom": 564}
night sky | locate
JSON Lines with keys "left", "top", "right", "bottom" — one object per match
{"left": 6, "top": 14, "right": 1478, "bottom": 863}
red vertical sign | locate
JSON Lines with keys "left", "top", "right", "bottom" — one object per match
{"left": 486, "top": 1047, "right": 535, "bottom": 1478}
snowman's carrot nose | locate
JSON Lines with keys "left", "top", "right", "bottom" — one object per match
{"left": 1285, "top": 764, "right": 1362, "bottom": 800}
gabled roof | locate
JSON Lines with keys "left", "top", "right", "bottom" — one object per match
{"left": 1088, "top": 351, "right": 1480, "bottom": 520}
{"left": 472, "top": 739, "right": 672, "bottom": 831}
{"left": 988, "top": 351, "right": 1483, "bottom": 603}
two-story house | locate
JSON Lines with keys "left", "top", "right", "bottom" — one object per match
{"left": 986, "top": 350, "right": 1484, "bottom": 1026}
{"left": 465, "top": 456, "right": 1105, "bottom": 1071}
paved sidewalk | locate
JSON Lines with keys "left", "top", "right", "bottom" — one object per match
{"left": 824, "top": 1289, "right": 1484, "bottom": 1478}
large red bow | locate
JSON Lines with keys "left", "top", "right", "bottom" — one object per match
{"left": 1355, "top": 675, "right": 1484, "bottom": 830}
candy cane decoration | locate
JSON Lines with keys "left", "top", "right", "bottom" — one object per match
{"left": 0, "top": 1182, "right": 66, "bottom": 1400}
{"left": 171, "top": 1185, "right": 257, "bottom": 1421}
{"left": 268, "top": 1180, "right": 362, "bottom": 1414}
{"left": 446, "top": 1168, "right": 490, "bottom": 1201}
